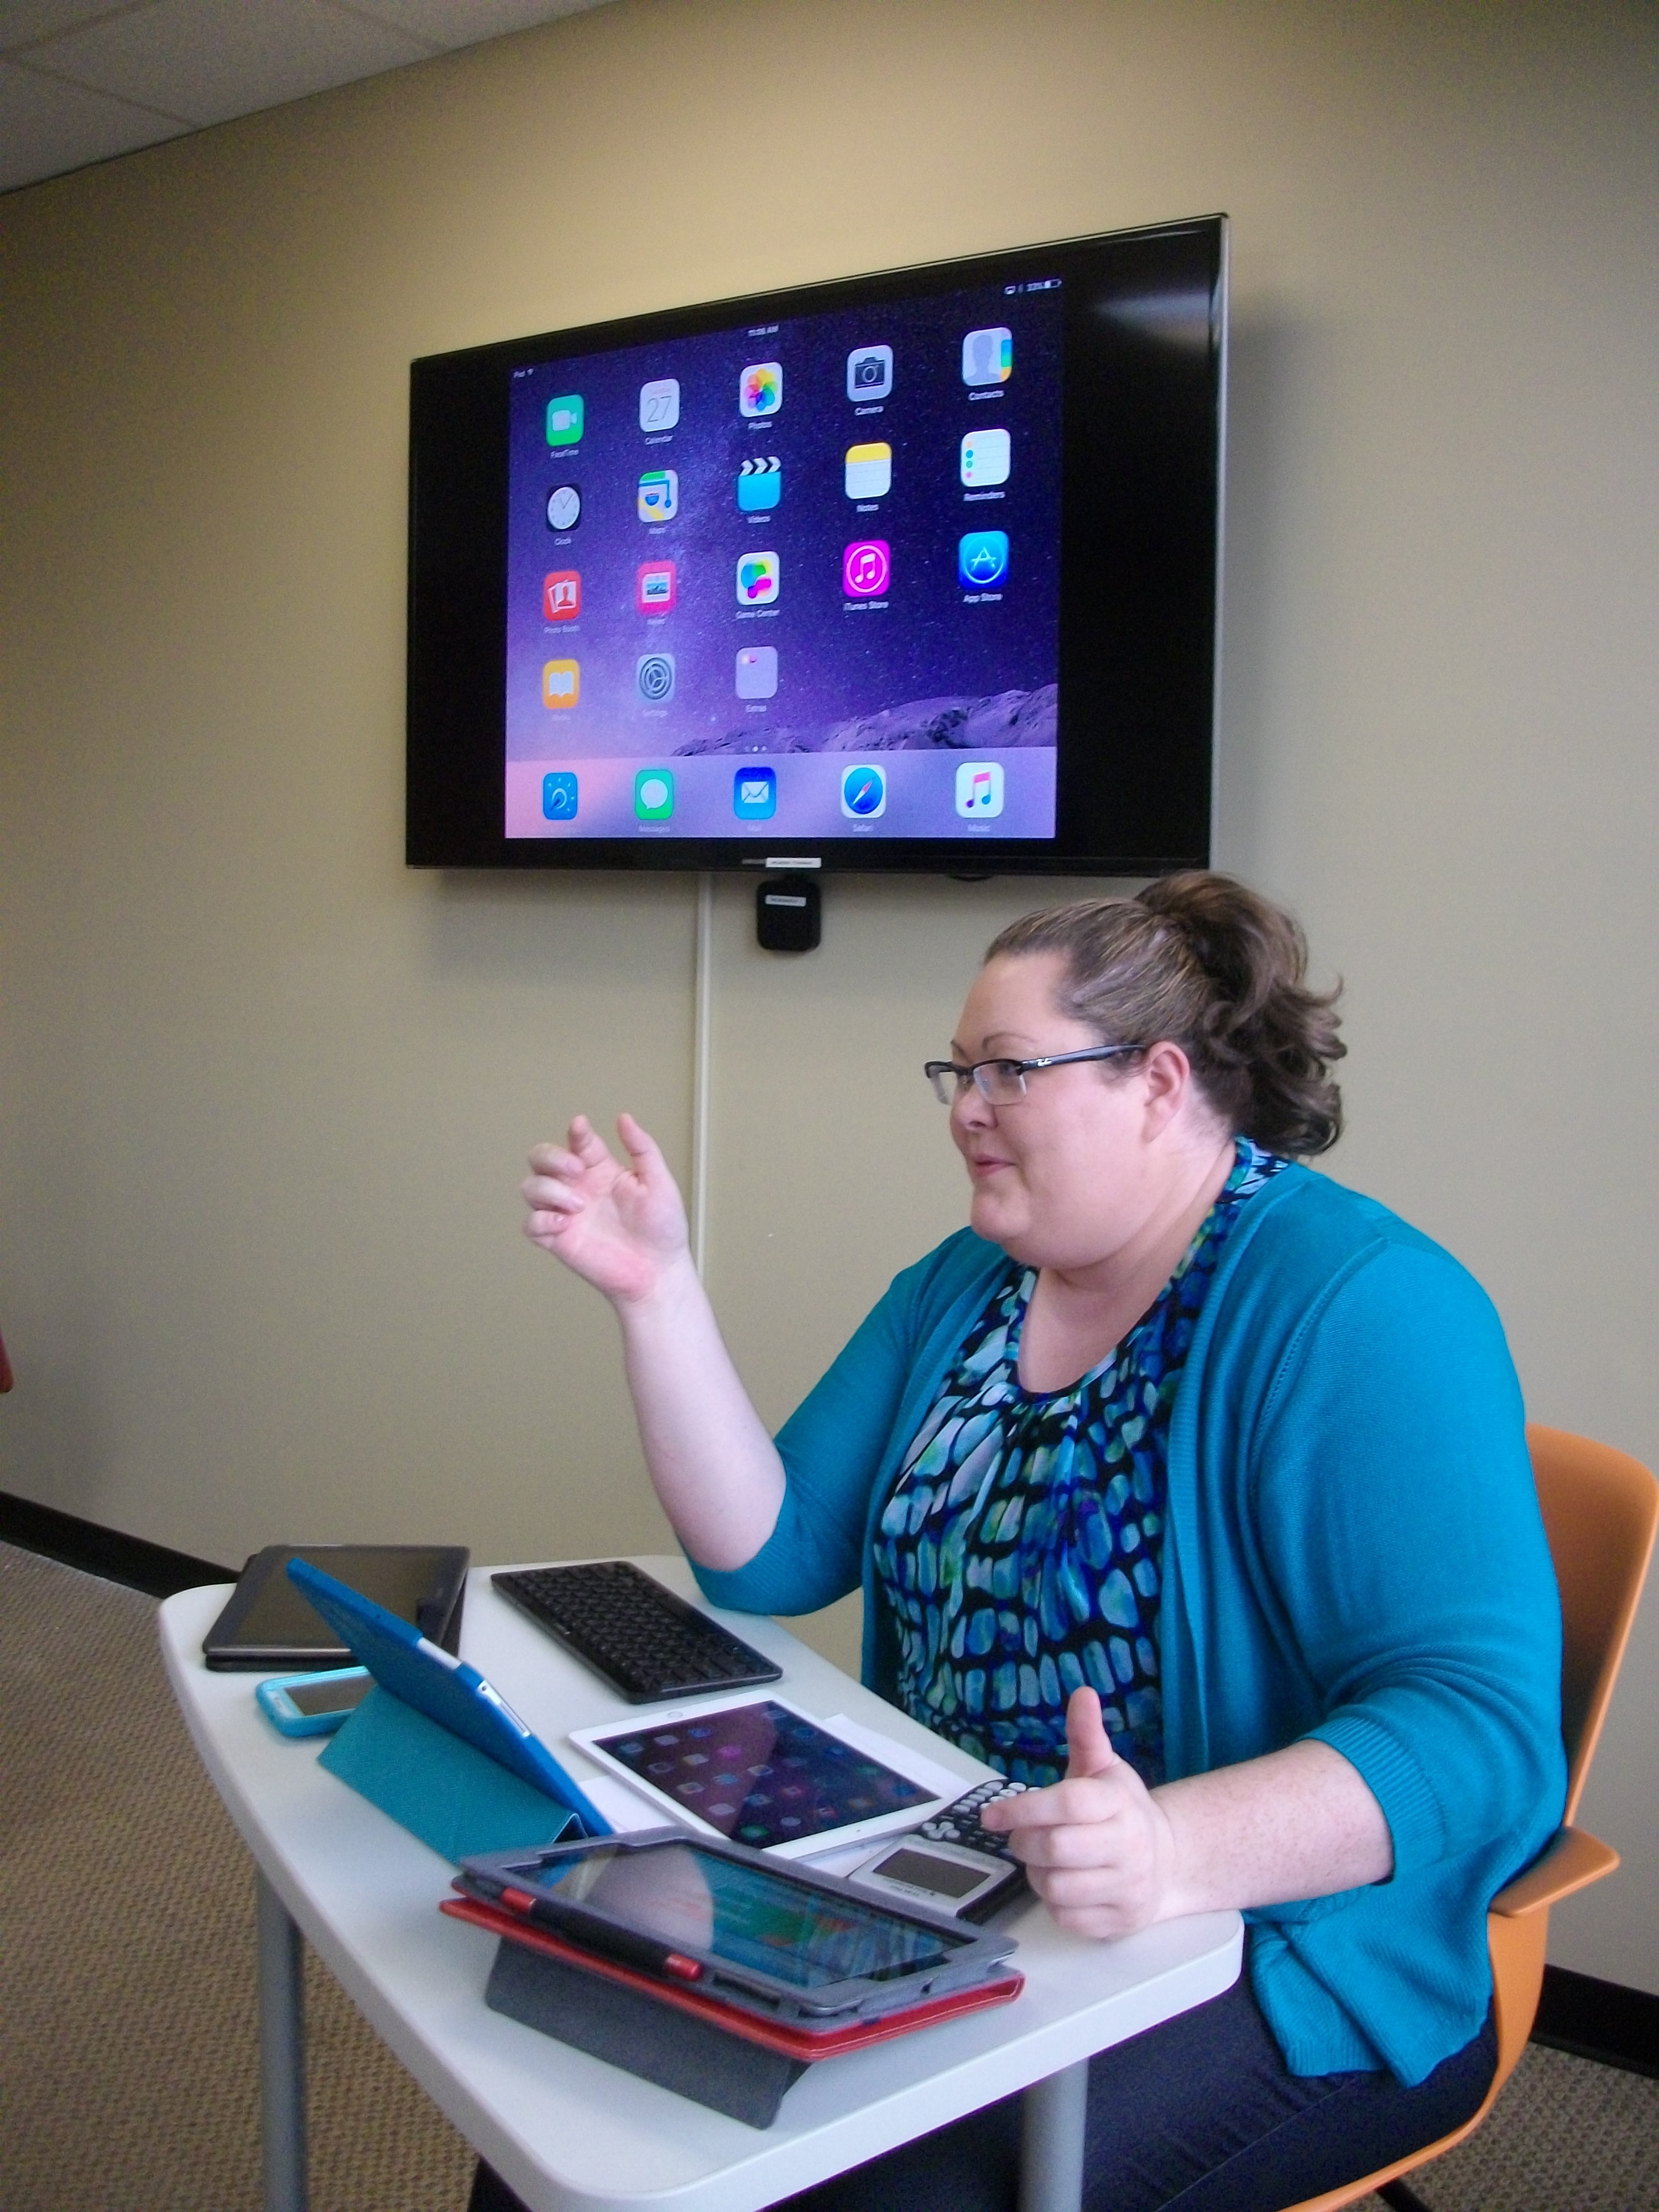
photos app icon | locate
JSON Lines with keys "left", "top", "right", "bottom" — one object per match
{"left": 739, "top": 362, "right": 782, "bottom": 417}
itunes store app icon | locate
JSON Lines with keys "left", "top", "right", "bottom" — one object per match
{"left": 842, "top": 539, "right": 891, "bottom": 598}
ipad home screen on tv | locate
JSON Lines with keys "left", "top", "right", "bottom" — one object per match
{"left": 502, "top": 278, "right": 1064, "bottom": 846}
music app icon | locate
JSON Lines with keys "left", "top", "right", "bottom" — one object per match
{"left": 954, "top": 760, "right": 1005, "bottom": 818}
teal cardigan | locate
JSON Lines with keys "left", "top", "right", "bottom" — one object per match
{"left": 693, "top": 1166, "right": 1566, "bottom": 2085}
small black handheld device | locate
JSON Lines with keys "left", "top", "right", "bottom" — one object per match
{"left": 848, "top": 1777, "right": 1031, "bottom": 1922}
{"left": 202, "top": 1543, "right": 469, "bottom": 1670}
{"left": 491, "top": 1559, "right": 782, "bottom": 1702}
{"left": 455, "top": 1827, "right": 1017, "bottom": 2025}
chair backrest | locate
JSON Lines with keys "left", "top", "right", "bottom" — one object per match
{"left": 1528, "top": 1425, "right": 1659, "bottom": 1825}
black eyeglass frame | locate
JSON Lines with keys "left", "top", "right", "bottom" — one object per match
{"left": 924, "top": 1044, "right": 1147, "bottom": 1105}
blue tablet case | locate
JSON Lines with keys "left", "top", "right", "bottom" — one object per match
{"left": 288, "top": 1558, "right": 613, "bottom": 1862}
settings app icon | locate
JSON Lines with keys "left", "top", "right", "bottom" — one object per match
{"left": 636, "top": 652, "right": 676, "bottom": 705}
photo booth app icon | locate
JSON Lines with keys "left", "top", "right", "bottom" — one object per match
{"left": 735, "top": 645, "right": 778, "bottom": 699}
{"left": 542, "top": 772, "right": 578, "bottom": 820}
{"left": 542, "top": 659, "right": 579, "bottom": 708}
{"left": 842, "top": 539, "right": 891, "bottom": 598}
{"left": 733, "top": 767, "right": 776, "bottom": 820}
{"left": 542, "top": 570, "right": 581, "bottom": 621}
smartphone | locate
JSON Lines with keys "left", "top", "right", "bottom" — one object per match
{"left": 255, "top": 1665, "right": 373, "bottom": 1738}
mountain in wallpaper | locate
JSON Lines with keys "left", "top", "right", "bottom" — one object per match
{"left": 676, "top": 682, "right": 1058, "bottom": 758}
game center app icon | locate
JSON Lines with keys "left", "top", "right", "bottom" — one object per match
{"left": 733, "top": 766, "right": 776, "bottom": 818}
{"left": 638, "top": 379, "right": 679, "bottom": 432}
{"left": 955, "top": 760, "right": 1004, "bottom": 817}
{"left": 545, "top": 395, "right": 584, "bottom": 445}
{"left": 637, "top": 560, "right": 676, "bottom": 614}
{"left": 541, "top": 659, "right": 579, "bottom": 708}
{"left": 638, "top": 469, "right": 679, "bottom": 523}
{"left": 542, "top": 571, "right": 580, "bottom": 621}
{"left": 634, "top": 768, "right": 674, "bottom": 820}
{"left": 962, "top": 328, "right": 1013, "bottom": 385}
{"left": 736, "top": 551, "right": 780, "bottom": 606}
{"left": 846, "top": 344, "right": 893, "bottom": 400}
{"left": 737, "top": 456, "right": 781, "bottom": 512}
{"left": 958, "top": 530, "right": 1010, "bottom": 588}
{"left": 840, "top": 764, "right": 886, "bottom": 818}
{"left": 842, "top": 539, "right": 891, "bottom": 598}
{"left": 739, "top": 362, "right": 782, "bottom": 417}
{"left": 541, "top": 771, "right": 578, "bottom": 820}
{"left": 735, "top": 645, "right": 778, "bottom": 698}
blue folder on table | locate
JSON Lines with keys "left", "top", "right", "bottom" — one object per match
{"left": 288, "top": 1558, "right": 613, "bottom": 1864}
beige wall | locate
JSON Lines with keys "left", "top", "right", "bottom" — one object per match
{"left": 2, "top": 0, "right": 1655, "bottom": 1987}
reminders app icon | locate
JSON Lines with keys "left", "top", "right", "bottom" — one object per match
{"left": 733, "top": 767, "right": 776, "bottom": 820}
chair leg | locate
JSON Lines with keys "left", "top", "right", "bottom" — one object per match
{"left": 1377, "top": 2182, "right": 1436, "bottom": 2212}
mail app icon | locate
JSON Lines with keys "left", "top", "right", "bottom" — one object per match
{"left": 733, "top": 766, "right": 777, "bottom": 820}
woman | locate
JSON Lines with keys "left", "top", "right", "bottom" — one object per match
{"left": 518, "top": 873, "right": 1563, "bottom": 2212}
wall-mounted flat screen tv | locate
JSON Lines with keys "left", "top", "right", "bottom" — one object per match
{"left": 406, "top": 216, "right": 1225, "bottom": 875}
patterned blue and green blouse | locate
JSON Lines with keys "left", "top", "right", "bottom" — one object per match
{"left": 873, "top": 1137, "right": 1288, "bottom": 1789}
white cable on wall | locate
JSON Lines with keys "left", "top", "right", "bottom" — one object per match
{"left": 691, "top": 872, "right": 714, "bottom": 1277}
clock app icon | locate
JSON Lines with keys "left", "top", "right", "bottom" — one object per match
{"left": 545, "top": 483, "right": 581, "bottom": 532}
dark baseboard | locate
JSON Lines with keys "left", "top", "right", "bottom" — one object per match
{"left": 0, "top": 1488, "right": 234, "bottom": 1598}
{"left": 1533, "top": 1964, "right": 1659, "bottom": 2079}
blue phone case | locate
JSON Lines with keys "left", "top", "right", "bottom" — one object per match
{"left": 285, "top": 1557, "right": 613, "bottom": 1837}
{"left": 255, "top": 1666, "right": 372, "bottom": 1738}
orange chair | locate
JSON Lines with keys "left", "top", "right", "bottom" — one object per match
{"left": 1280, "top": 1425, "right": 1658, "bottom": 2212}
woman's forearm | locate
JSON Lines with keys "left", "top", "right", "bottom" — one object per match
{"left": 1154, "top": 1738, "right": 1394, "bottom": 1918}
{"left": 613, "top": 1253, "right": 786, "bottom": 1570}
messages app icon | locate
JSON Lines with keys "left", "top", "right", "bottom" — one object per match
{"left": 635, "top": 768, "right": 674, "bottom": 820}
{"left": 733, "top": 766, "right": 776, "bottom": 819}
{"left": 545, "top": 395, "right": 584, "bottom": 445}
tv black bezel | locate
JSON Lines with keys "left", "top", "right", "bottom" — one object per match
{"left": 406, "top": 216, "right": 1226, "bottom": 876}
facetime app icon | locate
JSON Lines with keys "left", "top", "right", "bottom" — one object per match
{"left": 545, "top": 394, "right": 584, "bottom": 445}
{"left": 542, "top": 659, "right": 579, "bottom": 708}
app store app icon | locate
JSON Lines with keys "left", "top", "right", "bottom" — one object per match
{"left": 733, "top": 766, "right": 776, "bottom": 819}
{"left": 958, "top": 530, "right": 1010, "bottom": 588}
{"left": 735, "top": 645, "right": 778, "bottom": 698}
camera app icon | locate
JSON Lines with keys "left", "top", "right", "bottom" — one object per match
{"left": 846, "top": 345, "right": 893, "bottom": 401}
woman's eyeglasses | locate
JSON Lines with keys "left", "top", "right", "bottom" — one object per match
{"left": 924, "top": 1045, "right": 1145, "bottom": 1105}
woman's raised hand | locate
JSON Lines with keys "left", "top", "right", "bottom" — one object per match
{"left": 521, "top": 1113, "right": 690, "bottom": 1306}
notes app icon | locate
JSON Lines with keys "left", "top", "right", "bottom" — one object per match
{"left": 954, "top": 760, "right": 1004, "bottom": 818}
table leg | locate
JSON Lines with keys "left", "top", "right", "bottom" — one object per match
{"left": 255, "top": 1868, "right": 309, "bottom": 2212}
{"left": 1019, "top": 2058, "right": 1089, "bottom": 2212}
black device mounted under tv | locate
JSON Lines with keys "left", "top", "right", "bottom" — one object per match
{"left": 406, "top": 215, "right": 1225, "bottom": 880}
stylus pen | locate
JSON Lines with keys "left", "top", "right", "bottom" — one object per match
{"left": 473, "top": 1881, "right": 706, "bottom": 1985}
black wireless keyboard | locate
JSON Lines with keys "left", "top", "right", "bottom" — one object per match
{"left": 491, "top": 1559, "right": 784, "bottom": 1704}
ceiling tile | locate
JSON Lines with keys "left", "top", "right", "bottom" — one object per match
{"left": 0, "top": 2, "right": 152, "bottom": 56}
{"left": 23, "top": 0, "right": 432, "bottom": 127}
{"left": 0, "top": 55, "right": 184, "bottom": 190}
{"left": 337, "top": 0, "right": 610, "bottom": 51}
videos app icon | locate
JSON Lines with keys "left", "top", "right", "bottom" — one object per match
{"left": 737, "top": 456, "right": 781, "bottom": 512}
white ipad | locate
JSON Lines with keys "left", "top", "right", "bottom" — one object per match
{"left": 567, "top": 1694, "right": 954, "bottom": 1859}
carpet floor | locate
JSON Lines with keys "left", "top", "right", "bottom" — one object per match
{"left": 2, "top": 1541, "right": 1655, "bottom": 2211}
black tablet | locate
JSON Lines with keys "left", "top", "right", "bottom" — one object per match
{"left": 201, "top": 1543, "right": 469, "bottom": 1670}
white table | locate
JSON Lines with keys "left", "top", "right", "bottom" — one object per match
{"left": 160, "top": 1561, "right": 1240, "bottom": 2212}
